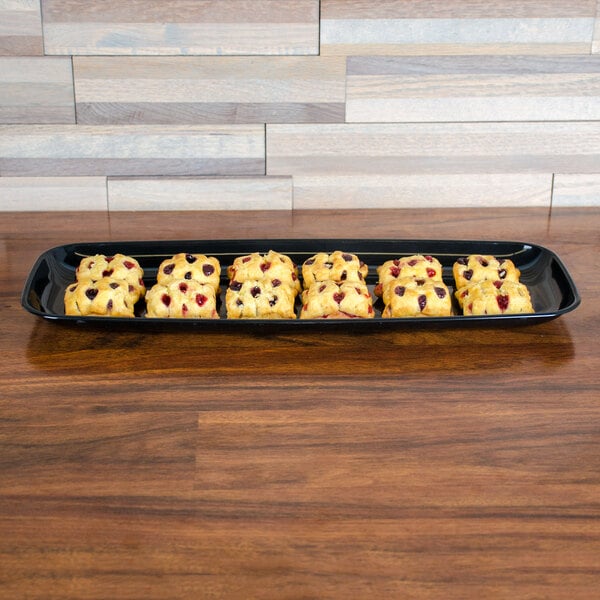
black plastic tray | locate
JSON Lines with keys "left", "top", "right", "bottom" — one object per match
{"left": 21, "top": 239, "right": 580, "bottom": 328}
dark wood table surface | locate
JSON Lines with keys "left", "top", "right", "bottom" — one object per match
{"left": 1, "top": 208, "right": 599, "bottom": 599}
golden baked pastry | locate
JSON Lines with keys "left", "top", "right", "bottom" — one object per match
{"left": 453, "top": 255, "right": 520, "bottom": 290}
{"left": 75, "top": 253, "right": 145, "bottom": 301}
{"left": 375, "top": 255, "right": 443, "bottom": 297}
{"left": 227, "top": 250, "right": 301, "bottom": 294}
{"left": 145, "top": 279, "right": 219, "bottom": 319}
{"left": 300, "top": 281, "right": 374, "bottom": 319}
{"left": 225, "top": 279, "right": 296, "bottom": 319}
{"left": 456, "top": 279, "right": 533, "bottom": 315}
{"left": 64, "top": 278, "right": 135, "bottom": 317}
{"left": 156, "top": 253, "right": 221, "bottom": 290}
{"left": 302, "top": 251, "right": 368, "bottom": 288}
{"left": 380, "top": 277, "right": 452, "bottom": 318}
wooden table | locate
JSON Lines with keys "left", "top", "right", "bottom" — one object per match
{"left": 1, "top": 208, "right": 599, "bottom": 599}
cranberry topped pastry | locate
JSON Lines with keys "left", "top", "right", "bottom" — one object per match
{"left": 75, "top": 253, "right": 145, "bottom": 301}
{"left": 156, "top": 253, "right": 221, "bottom": 291}
{"left": 146, "top": 279, "right": 219, "bottom": 319}
{"left": 226, "top": 279, "right": 296, "bottom": 319}
{"left": 456, "top": 279, "right": 533, "bottom": 316}
{"left": 227, "top": 250, "right": 301, "bottom": 295}
{"left": 300, "top": 281, "right": 374, "bottom": 319}
{"left": 453, "top": 255, "right": 520, "bottom": 290}
{"left": 302, "top": 251, "right": 368, "bottom": 288}
{"left": 64, "top": 277, "right": 135, "bottom": 317}
{"left": 374, "top": 255, "right": 443, "bottom": 298}
{"left": 380, "top": 277, "right": 452, "bottom": 318}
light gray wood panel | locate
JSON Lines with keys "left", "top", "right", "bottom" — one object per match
{"left": 321, "top": 0, "right": 596, "bottom": 55}
{"left": 0, "top": 0, "right": 43, "bottom": 55}
{"left": 290, "top": 174, "right": 552, "bottom": 209}
{"left": 346, "top": 55, "right": 600, "bottom": 122}
{"left": 108, "top": 177, "right": 292, "bottom": 211}
{"left": 267, "top": 123, "right": 600, "bottom": 175}
{"left": 42, "top": 0, "right": 319, "bottom": 56}
{"left": 593, "top": 0, "right": 600, "bottom": 53}
{"left": 552, "top": 174, "right": 600, "bottom": 205}
{"left": 0, "top": 125, "right": 265, "bottom": 177}
{"left": 73, "top": 57, "right": 345, "bottom": 124}
{"left": 0, "top": 176, "right": 107, "bottom": 210}
{"left": 0, "top": 58, "right": 75, "bottom": 124}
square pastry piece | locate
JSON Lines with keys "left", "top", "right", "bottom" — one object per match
{"left": 453, "top": 255, "right": 520, "bottom": 289}
{"left": 226, "top": 279, "right": 296, "bottom": 319}
{"left": 453, "top": 254, "right": 532, "bottom": 316}
{"left": 227, "top": 250, "right": 301, "bottom": 294}
{"left": 456, "top": 280, "right": 533, "bottom": 316}
{"left": 156, "top": 253, "right": 221, "bottom": 290}
{"left": 75, "top": 253, "right": 146, "bottom": 302}
{"left": 381, "top": 277, "right": 452, "bottom": 318}
{"left": 374, "top": 254, "right": 443, "bottom": 298}
{"left": 300, "top": 281, "right": 374, "bottom": 319}
{"left": 302, "top": 251, "right": 368, "bottom": 288}
{"left": 146, "top": 280, "right": 219, "bottom": 319}
{"left": 64, "top": 278, "right": 136, "bottom": 317}
{"left": 65, "top": 253, "right": 146, "bottom": 316}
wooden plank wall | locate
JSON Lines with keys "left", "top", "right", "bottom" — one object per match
{"left": 1, "top": 0, "right": 599, "bottom": 211}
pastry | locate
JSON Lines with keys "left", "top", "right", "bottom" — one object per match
{"left": 75, "top": 253, "right": 145, "bottom": 301}
{"left": 145, "top": 279, "right": 219, "bottom": 319}
{"left": 226, "top": 279, "right": 296, "bottom": 319}
{"left": 302, "top": 251, "right": 368, "bottom": 288}
{"left": 64, "top": 277, "right": 136, "bottom": 317}
{"left": 453, "top": 255, "right": 520, "bottom": 290}
{"left": 381, "top": 277, "right": 452, "bottom": 318}
{"left": 456, "top": 279, "right": 533, "bottom": 315}
{"left": 300, "top": 281, "right": 374, "bottom": 319}
{"left": 156, "top": 253, "right": 221, "bottom": 290}
{"left": 227, "top": 250, "right": 301, "bottom": 294}
{"left": 375, "top": 255, "right": 443, "bottom": 297}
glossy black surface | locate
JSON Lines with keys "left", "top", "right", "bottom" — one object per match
{"left": 21, "top": 239, "right": 580, "bottom": 328}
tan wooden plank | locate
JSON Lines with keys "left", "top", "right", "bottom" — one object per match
{"left": 346, "top": 55, "right": 600, "bottom": 122}
{"left": 552, "top": 174, "right": 600, "bottom": 206}
{"left": 291, "top": 174, "right": 552, "bottom": 209}
{"left": 321, "top": 0, "right": 596, "bottom": 55}
{"left": 42, "top": 0, "right": 319, "bottom": 55}
{"left": 73, "top": 56, "right": 345, "bottom": 124}
{"left": 0, "top": 57, "right": 75, "bottom": 124}
{"left": 0, "top": 176, "right": 107, "bottom": 210}
{"left": 0, "top": 124, "right": 265, "bottom": 177}
{"left": 266, "top": 123, "right": 600, "bottom": 175}
{"left": 108, "top": 177, "right": 292, "bottom": 211}
{"left": 323, "top": 0, "right": 598, "bottom": 19}
{"left": 0, "top": 0, "right": 43, "bottom": 55}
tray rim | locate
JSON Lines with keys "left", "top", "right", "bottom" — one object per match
{"left": 21, "top": 237, "right": 581, "bottom": 328}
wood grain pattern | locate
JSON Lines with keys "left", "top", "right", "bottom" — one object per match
{"left": 553, "top": 173, "right": 600, "bottom": 205}
{"left": 267, "top": 122, "right": 600, "bottom": 176}
{"left": 73, "top": 57, "right": 345, "bottom": 124}
{"left": 346, "top": 55, "right": 600, "bottom": 122}
{"left": 0, "top": 207, "right": 599, "bottom": 598}
{"left": 290, "top": 173, "right": 552, "bottom": 208}
{"left": 42, "top": 0, "right": 319, "bottom": 56}
{"left": 593, "top": 0, "right": 600, "bottom": 53}
{"left": 0, "top": 124, "right": 265, "bottom": 177}
{"left": 107, "top": 176, "right": 292, "bottom": 211}
{"left": 321, "top": 0, "right": 597, "bottom": 55}
{"left": 0, "top": 0, "right": 43, "bottom": 55}
{"left": 0, "top": 176, "right": 107, "bottom": 210}
{"left": 0, "top": 57, "right": 75, "bottom": 124}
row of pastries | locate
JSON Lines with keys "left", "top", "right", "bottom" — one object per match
{"left": 64, "top": 250, "right": 533, "bottom": 319}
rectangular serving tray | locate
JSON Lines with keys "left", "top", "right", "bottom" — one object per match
{"left": 21, "top": 239, "right": 580, "bottom": 329}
